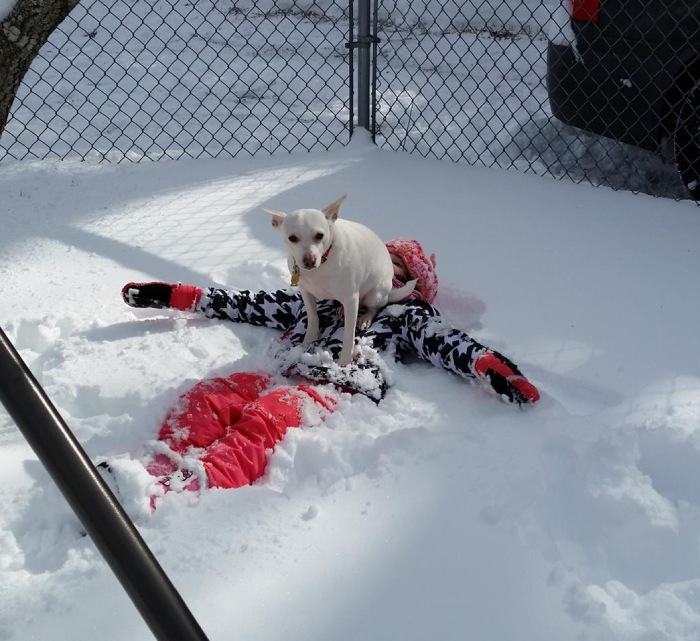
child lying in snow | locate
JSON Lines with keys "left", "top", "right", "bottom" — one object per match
{"left": 99, "top": 238, "right": 539, "bottom": 512}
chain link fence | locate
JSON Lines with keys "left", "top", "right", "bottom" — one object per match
{"left": 2, "top": 0, "right": 351, "bottom": 161}
{"left": 0, "top": 0, "right": 693, "bottom": 198}
{"left": 372, "top": 0, "right": 690, "bottom": 199}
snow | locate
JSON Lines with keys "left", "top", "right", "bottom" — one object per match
{"left": 0, "top": 0, "right": 16, "bottom": 22}
{"left": 545, "top": 0, "right": 580, "bottom": 53}
{"left": 1, "top": 132, "right": 700, "bottom": 641}
{"left": 1, "top": 0, "right": 700, "bottom": 638}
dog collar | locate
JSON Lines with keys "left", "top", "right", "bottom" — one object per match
{"left": 320, "top": 242, "right": 333, "bottom": 264}
{"left": 290, "top": 243, "right": 333, "bottom": 287}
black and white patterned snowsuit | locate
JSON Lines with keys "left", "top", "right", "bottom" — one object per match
{"left": 197, "top": 287, "right": 490, "bottom": 402}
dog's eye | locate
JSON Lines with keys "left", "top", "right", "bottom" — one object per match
{"left": 314, "top": 233, "right": 324, "bottom": 241}
{"left": 288, "top": 235, "right": 299, "bottom": 243}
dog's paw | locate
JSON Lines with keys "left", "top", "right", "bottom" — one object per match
{"left": 338, "top": 347, "right": 356, "bottom": 367}
{"left": 357, "top": 310, "right": 376, "bottom": 331}
{"left": 302, "top": 332, "right": 319, "bottom": 351}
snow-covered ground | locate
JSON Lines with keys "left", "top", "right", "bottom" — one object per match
{"left": 1, "top": 0, "right": 698, "bottom": 638}
{"left": 1, "top": 135, "right": 700, "bottom": 640}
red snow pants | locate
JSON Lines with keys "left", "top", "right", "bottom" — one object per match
{"left": 155, "top": 372, "right": 336, "bottom": 489}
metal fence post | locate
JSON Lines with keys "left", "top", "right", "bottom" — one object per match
{"left": 370, "top": 0, "right": 379, "bottom": 141}
{"left": 0, "top": 326, "right": 210, "bottom": 641}
{"left": 348, "top": 0, "right": 355, "bottom": 138}
{"left": 356, "top": 0, "right": 371, "bottom": 132}
{"left": 348, "top": 0, "right": 379, "bottom": 139}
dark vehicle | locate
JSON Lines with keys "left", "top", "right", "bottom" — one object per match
{"left": 547, "top": 0, "right": 700, "bottom": 198}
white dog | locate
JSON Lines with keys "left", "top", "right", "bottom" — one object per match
{"left": 264, "top": 194, "right": 416, "bottom": 366}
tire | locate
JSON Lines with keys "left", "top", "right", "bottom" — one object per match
{"left": 674, "top": 81, "right": 700, "bottom": 201}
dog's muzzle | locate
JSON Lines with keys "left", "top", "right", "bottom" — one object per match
{"left": 302, "top": 253, "right": 318, "bottom": 269}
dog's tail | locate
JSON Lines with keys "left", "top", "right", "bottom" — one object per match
{"left": 387, "top": 279, "right": 417, "bottom": 303}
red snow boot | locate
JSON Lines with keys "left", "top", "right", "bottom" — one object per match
{"left": 473, "top": 351, "right": 540, "bottom": 405}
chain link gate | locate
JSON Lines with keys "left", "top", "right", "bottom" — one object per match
{"left": 0, "top": 0, "right": 695, "bottom": 199}
{"left": 0, "top": 0, "right": 353, "bottom": 162}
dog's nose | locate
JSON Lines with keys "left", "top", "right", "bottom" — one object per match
{"left": 302, "top": 254, "right": 317, "bottom": 269}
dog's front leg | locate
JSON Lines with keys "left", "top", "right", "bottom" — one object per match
{"left": 338, "top": 292, "right": 359, "bottom": 366}
{"left": 300, "top": 288, "right": 320, "bottom": 350}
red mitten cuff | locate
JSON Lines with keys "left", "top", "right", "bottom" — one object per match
{"left": 170, "top": 284, "right": 202, "bottom": 311}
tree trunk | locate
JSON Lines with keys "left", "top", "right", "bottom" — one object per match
{"left": 0, "top": 0, "right": 81, "bottom": 137}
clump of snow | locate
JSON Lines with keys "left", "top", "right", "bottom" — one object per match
{"left": 544, "top": 0, "right": 578, "bottom": 49}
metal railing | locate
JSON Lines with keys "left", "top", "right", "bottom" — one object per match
{"left": 0, "top": 326, "right": 210, "bottom": 641}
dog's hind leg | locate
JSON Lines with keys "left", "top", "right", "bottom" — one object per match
{"left": 357, "top": 287, "right": 388, "bottom": 331}
{"left": 357, "top": 307, "right": 378, "bottom": 331}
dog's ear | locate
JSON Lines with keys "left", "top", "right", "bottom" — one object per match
{"left": 321, "top": 194, "right": 347, "bottom": 223}
{"left": 263, "top": 208, "right": 286, "bottom": 229}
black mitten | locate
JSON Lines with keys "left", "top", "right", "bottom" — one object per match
{"left": 121, "top": 282, "right": 173, "bottom": 308}
{"left": 484, "top": 370, "right": 529, "bottom": 405}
